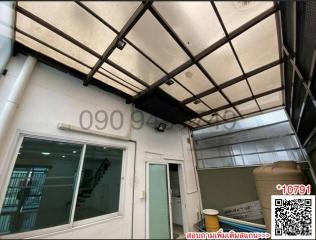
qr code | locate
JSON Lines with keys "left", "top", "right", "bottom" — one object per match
{"left": 271, "top": 195, "right": 315, "bottom": 239}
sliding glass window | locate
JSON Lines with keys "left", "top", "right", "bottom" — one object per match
{"left": 0, "top": 136, "right": 124, "bottom": 236}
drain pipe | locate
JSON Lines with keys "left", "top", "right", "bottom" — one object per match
{"left": 0, "top": 56, "right": 37, "bottom": 146}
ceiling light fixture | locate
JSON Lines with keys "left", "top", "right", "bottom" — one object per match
{"left": 166, "top": 79, "right": 175, "bottom": 86}
{"left": 194, "top": 99, "right": 201, "bottom": 104}
{"left": 41, "top": 152, "right": 51, "bottom": 156}
{"left": 155, "top": 123, "right": 167, "bottom": 132}
{"left": 116, "top": 40, "right": 126, "bottom": 50}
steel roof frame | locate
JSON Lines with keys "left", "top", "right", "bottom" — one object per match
{"left": 14, "top": 1, "right": 284, "bottom": 129}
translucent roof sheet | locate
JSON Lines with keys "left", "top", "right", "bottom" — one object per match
{"left": 174, "top": 65, "right": 214, "bottom": 95}
{"left": 257, "top": 91, "right": 283, "bottom": 110}
{"left": 81, "top": 1, "right": 141, "bottom": 31}
{"left": 201, "top": 92, "right": 228, "bottom": 109}
{"left": 154, "top": 1, "right": 225, "bottom": 55}
{"left": 94, "top": 72, "right": 137, "bottom": 96}
{"left": 186, "top": 101, "right": 210, "bottom": 114}
{"left": 126, "top": 11, "right": 189, "bottom": 72}
{"left": 18, "top": 1, "right": 116, "bottom": 55}
{"left": 100, "top": 63, "right": 146, "bottom": 91}
{"left": 215, "top": 1, "right": 274, "bottom": 33}
{"left": 160, "top": 81, "right": 192, "bottom": 101}
{"left": 16, "top": 12, "right": 98, "bottom": 67}
{"left": 232, "top": 15, "right": 279, "bottom": 72}
{"left": 200, "top": 43, "right": 242, "bottom": 85}
{"left": 109, "top": 42, "right": 165, "bottom": 85}
{"left": 236, "top": 100, "right": 260, "bottom": 115}
{"left": 13, "top": 1, "right": 283, "bottom": 129}
{"left": 222, "top": 80, "right": 252, "bottom": 102}
{"left": 16, "top": 32, "right": 91, "bottom": 75}
{"left": 248, "top": 64, "right": 282, "bottom": 95}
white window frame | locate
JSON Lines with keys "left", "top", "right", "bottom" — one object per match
{"left": 0, "top": 131, "right": 129, "bottom": 239}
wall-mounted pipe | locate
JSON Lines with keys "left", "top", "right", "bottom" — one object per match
{"left": 0, "top": 56, "right": 37, "bottom": 147}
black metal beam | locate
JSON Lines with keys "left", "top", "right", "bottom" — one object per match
{"left": 84, "top": 1, "right": 152, "bottom": 85}
{"left": 289, "top": 1, "right": 297, "bottom": 118}
{"left": 131, "top": 4, "right": 279, "bottom": 102}
{"left": 198, "top": 86, "right": 283, "bottom": 118}
{"left": 296, "top": 48, "right": 316, "bottom": 132}
{"left": 210, "top": 1, "right": 262, "bottom": 112}
{"left": 182, "top": 59, "right": 282, "bottom": 104}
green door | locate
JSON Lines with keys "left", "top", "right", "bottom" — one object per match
{"left": 148, "top": 164, "right": 171, "bottom": 239}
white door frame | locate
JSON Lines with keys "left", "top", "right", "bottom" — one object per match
{"left": 145, "top": 159, "right": 188, "bottom": 239}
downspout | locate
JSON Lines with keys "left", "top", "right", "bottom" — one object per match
{"left": 0, "top": 56, "right": 37, "bottom": 146}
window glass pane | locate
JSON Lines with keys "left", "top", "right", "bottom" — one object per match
{"left": 0, "top": 1, "right": 14, "bottom": 73}
{"left": 126, "top": 11, "right": 189, "bottom": 72}
{"left": 0, "top": 137, "right": 83, "bottom": 235}
{"left": 215, "top": 1, "right": 273, "bottom": 33}
{"left": 154, "top": 1, "right": 224, "bottom": 54}
{"left": 200, "top": 43, "right": 242, "bottom": 85}
{"left": 109, "top": 43, "right": 165, "bottom": 85}
{"left": 174, "top": 65, "right": 214, "bottom": 95}
{"left": 18, "top": 1, "right": 116, "bottom": 55}
{"left": 232, "top": 15, "right": 279, "bottom": 72}
{"left": 74, "top": 146, "right": 123, "bottom": 222}
{"left": 248, "top": 65, "right": 282, "bottom": 95}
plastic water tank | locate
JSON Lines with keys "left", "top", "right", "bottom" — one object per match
{"left": 253, "top": 161, "right": 305, "bottom": 232}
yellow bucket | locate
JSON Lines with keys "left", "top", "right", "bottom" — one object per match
{"left": 203, "top": 209, "right": 220, "bottom": 232}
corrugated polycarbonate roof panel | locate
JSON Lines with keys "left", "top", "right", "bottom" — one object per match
{"left": 215, "top": 1, "right": 274, "bottom": 33}
{"left": 81, "top": 1, "right": 141, "bottom": 31}
{"left": 248, "top": 64, "right": 282, "bottom": 95}
{"left": 16, "top": 12, "right": 99, "bottom": 67}
{"left": 232, "top": 14, "right": 279, "bottom": 72}
{"left": 174, "top": 65, "right": 214, "bottom": 95}
{"left": 154, "top": 1, "right": 225, "bottom": 55}
{"left": 18, "top": 1, "right": 116, "bottom": 55}
{"left": 109, "top": 43, "right": 165, "bottom": 85}
{"left": 200, "top": 43, "right": 242, "bottom": 85}
{"left": 126, "top": 11, "right": 190, "bottom": 72}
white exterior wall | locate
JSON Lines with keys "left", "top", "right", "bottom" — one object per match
{"left": 0, "top": 54, "right": 202, "bottom": 239}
